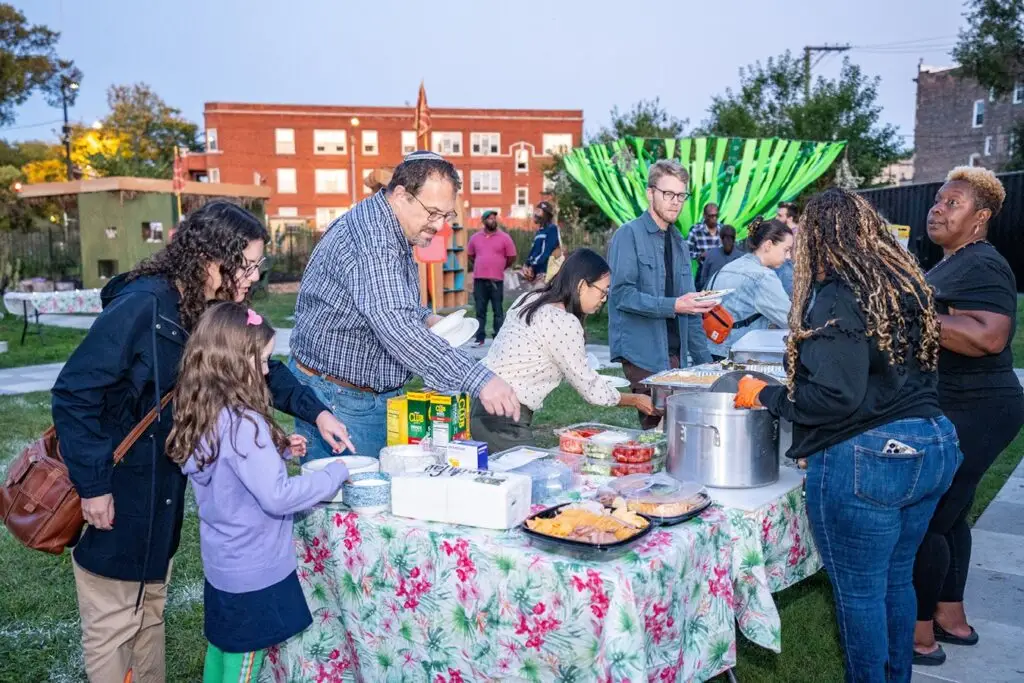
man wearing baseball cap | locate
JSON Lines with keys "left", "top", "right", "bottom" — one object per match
{"left": 467, "top": 210, "right": 517, "bottom": 347}
{"left": 522, "top": 200, "right": 561, "bottom": 284}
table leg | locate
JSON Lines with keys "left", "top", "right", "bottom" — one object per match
{"left": 20, "top": 301, "right": 28, "bottom": 345}
{"left": 726, "top": 670, "right": 739, "bottom": 683}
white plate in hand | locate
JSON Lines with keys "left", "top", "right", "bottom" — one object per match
{"left": 694, "top": 288, "right": 734, "bottom": 304}
{"left": 434, "top": 318, "right": 479, "bottom": 348}
{"left": 601, "top": 375, "right": 631, "bottom": 390}
{"left": 431, "top": 309, "right": 467, "bottom": 337}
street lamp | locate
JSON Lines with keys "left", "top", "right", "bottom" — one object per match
{"left": 349, "top": 117, "right": 360, "bottom": 199}
{"left": 61, "top": 79, "right": 79, "bottom": 182}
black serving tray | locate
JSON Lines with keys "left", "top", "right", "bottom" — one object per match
{"left": 640, "top": 492, "right": 714, "bottom": 527}
{"left": 520, "top": 502, "right": 654, "bottom": 561}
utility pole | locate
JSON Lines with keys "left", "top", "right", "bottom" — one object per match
{"left": 60, "top": 77, "right": 80, "bottom": 181}
{"left": 803, "top": 44, "right": 851, "bottom": 101}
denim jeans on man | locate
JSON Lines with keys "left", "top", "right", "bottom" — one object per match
{"left": 287, "top": 358, "right": 400, "bottom": 462}
{"left": 804, "top": 417, "right": 961, "bottom": 683}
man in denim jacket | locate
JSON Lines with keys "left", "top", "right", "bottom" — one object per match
{"left": 608, "top": 160, "right": 716, "bottom": 428}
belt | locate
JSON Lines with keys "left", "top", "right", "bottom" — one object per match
{"left": 295, "top": 361, "right": 382, "bottom": 394}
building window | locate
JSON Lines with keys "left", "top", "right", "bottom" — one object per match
{"left": 968, "top": 152, "right": 982, "bottom": 167}
{"left": 315, "top": 169, "right": 349, "bottom": 194}
{"left": 542, "top": 134, "right": 573, "bottom": 156}
{"left": 470, "top": 170, "right": 501, "bottom": 194}
{"left": 1015, "top": 81, "right": 1024, "bottom": 104}
{"left": 98, "top": 259, "right": 119, "bottom": 280}
{"left": 278, "top": 207, "right": 299, "bottom": 217}
{"left": 984, "top": 136, "right": 993, "bottom": 156}
{"left": 208, "top": 168, "right": 220, "bottom": 183}
{"left": 470, "top": 207, "right": 501, "bottom": 219}
{"left": 515, "top": 148, "right": 529, "bottom": 173}
{"left": 471, "top": 133, "right": 501, "bottom": 156}
{"left": 972, "top": 100, "right": 985, "bottom": 128}
{"left": 104, "top": 226, "right": 117, "bottom": 239}
{"left": 314, "top": 129, "right": 346, "bottom": 154}
{"left": 206, "top": 128, "right": 218, "bottom": 152}
{"left": 515, "top": 187, "right": 529, "bottom": 208}
{"left": 401, "top": 131, "right": 417, "bottom": 154}
{"left": 142, "top": 221, "right": 164, "bottom": 243}
{"left": 362, "top": 130, "right": 379, "bottom": 155}
{"left": 277, "top": 168, "right": 297, "bottom": 193}
{"left": 275, "top": 128, "right": 295, "bottom": 155}
{"left": 316, "top": 207, "right": 347, "bottom": 229}
{"left": 432, "top": 132, "right": 463, "bottom": 156}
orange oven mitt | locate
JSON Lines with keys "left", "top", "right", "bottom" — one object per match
{"left": 734, "top": 375, "right": 768, "bottom": 409}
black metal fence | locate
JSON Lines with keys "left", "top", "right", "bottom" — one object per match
{"left": 1, "top": 225, "right": 82, "bottom": 285}
{"left": 858, "top": 171, "right": 1024, "bottom": 288}
{"left": 265, "top": 225, "right": 321, "bottom": 283}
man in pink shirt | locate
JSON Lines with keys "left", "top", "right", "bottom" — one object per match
{"left": 468, "top": 211, "right": 517, "bottom": 347}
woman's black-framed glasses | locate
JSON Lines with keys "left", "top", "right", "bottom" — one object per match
{"left": 410, "top": 193, "right": 458, "bottom": 224}
{"left": 591, "top": 282, "right": 609, "bottom": 301}
{"left": 650, "top": 186, "right": 690, "bottom": 204}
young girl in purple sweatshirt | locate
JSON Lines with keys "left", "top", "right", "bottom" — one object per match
{"left": 167, "top": 302, "right": 350, "bottom": 683}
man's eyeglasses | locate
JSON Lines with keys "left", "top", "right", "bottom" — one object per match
{"left": 650, "top": 186, "right": 690, "bottom": 204}
{"left": 241, "top": 257, "right": 266, "bottom": 278}
{"left": 409, "top": 193, "right": 458, "bottom": 224}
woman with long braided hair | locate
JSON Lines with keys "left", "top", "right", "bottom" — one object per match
{"left": 734, "top": 188, "right": 961, "bottom": 683}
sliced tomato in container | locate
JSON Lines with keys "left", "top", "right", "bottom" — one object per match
{"left": 611, "top": 441, "right": 655, "bottom": 464}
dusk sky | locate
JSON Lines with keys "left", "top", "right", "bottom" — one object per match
{"left": 7, "top": 0, "right": 968, "bottom": 149}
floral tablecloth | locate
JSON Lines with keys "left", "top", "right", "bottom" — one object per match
{"left": 264, "top": 477, "right": 821, "bottom": 683}
{"left": 2, "top": 289, "right": 102, "bottom": 316}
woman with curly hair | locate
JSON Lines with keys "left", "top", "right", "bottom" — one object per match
{"left": 51, "top": 201, "right": 353, "bottom": 683}
{"left": 912, "top": 168, "right": 1024, "bottom": 666}
{"left": 734, "top": 188, "right": 961, "bottom": 682}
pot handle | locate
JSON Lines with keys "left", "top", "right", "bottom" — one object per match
{"left": 675, "top": 421, "right": 721, "bottom": 447}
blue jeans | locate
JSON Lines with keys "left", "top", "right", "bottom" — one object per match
{"left": 287, "top": 358, "right": 400, "bottom": 462}
{"left": 805, "top": 417, "right": 961, "bottom": 683}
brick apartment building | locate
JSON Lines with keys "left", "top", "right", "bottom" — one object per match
{"left": 914, "top": 64, "right": 1024, "bottom": 182}
{"left": 184, "top": 102, "right": 583, "bottom": 231}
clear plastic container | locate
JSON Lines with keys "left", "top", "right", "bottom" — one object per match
{"left": 610, "top": 440, "right": 657, "bottom": 464}
{"left": 597, "top": 473, "right": 712, "bottom": 525}
{"left": 556, "top": 452, "right": 667, "bottom": 477}
{"left": 555, "top": 423, "right": 642, "bottom": 455}
{"left": 490, "top": 447, "right": 575, "bottom": 504}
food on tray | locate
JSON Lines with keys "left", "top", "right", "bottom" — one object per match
{"left": 611, "top": 440, "right": 655, "bottom": 464}
{"left": 597, "top": 473, "right": 710, "bottom": 521}
{"left": 525, "top": 502, "right": 649, "bottom": 544}
{"left": 601, "top": 492, "right": 709, "bottom": 519}
{"left": 559, "top": 427, "right": 605, "bottom": 454}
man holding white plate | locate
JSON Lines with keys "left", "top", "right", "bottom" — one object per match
{"left": 289, "top": 152, "right": 519, "bottom": 460}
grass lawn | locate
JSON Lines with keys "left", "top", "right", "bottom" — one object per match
{"left": 0, "top": 315, "right": 87, "bottom": 370}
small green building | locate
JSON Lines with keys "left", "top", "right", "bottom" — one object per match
{"left": 18, "top": 177, "right": 270, "bottom": 289}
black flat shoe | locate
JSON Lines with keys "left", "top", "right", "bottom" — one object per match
{"left": 913, "top": 645, "right": 947, "bottom": 666}
{"left": 934, "top": 623, "right": 979, "bottom": 646}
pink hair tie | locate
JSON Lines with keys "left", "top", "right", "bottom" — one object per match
{"left": 246, "top": 309, "right": 263, "bottom": 326}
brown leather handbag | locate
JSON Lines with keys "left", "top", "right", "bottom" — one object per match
{"left": 0, "top": 394, "right": 172, "bottom": 555}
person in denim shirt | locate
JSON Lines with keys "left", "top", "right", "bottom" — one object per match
{"left": 608, "top": 159, "right": 716, "bottom": 428}
{"left": 736, "top": 188, "right": 960, "bottom": 683}
{"left": 707, "top": 218, "right": 793, "bottom": 359}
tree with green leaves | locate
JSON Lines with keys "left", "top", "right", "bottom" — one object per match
{"left": 952, "top": 0, "right": 1024, "bottom": 98}
{"left": 698, "top": 52, "right": 905, "bottom": 188}
{"left": 548, "top": 99, "right": 688, "bottom": 232}
{"left": 0, "top": 4, "right": 79, "bottom": 126}
{"left": 87, "top": 83, "right": 202, "bottom": 178}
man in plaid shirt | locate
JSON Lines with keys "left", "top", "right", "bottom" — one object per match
{"left": 289, "top": 151, "right": 519, "bottom": 459}
{"left": 686, "top": 203, "right": 723, "bottom": 268}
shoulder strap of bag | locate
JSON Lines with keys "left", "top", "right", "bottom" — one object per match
{"left": 112, "top": 392, "right": 173, "bottom": 465}
{"left": 707, "top": 270, "right": 762, "bottom": 329}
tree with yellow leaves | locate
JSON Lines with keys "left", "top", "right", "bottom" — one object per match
{"left": 21, "top": 125, "right": 127, "bottom": 183}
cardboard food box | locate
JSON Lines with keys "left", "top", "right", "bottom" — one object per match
{"left": 406, "top": 390, "right": 434, "bottom": 444}
{"left": 429, "top": 392, "right": 469, "bottom": 447}
{"left": 446, "top": 440, "right": 488, "bottom": 469}
{"left": 386, "top": 396, "right": 409, "bottom": 446}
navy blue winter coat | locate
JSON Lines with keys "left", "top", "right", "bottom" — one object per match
{"left": 51, "top": 274, "right": 327, "bottom": 582}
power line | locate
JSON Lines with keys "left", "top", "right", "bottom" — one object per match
{"left": 851, "top": 35, "right": 957, "bottom": 49}
{"left": 0, "top": 119, "right": 62, "bottom": 132}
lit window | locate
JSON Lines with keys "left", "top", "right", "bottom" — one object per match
{"left": 314, "top": 130, "right": 346, "bottom": 154}
{"left": 362, "top": 130, "right": 379, "bottom": 155}
{"left": 315, "top": 169, "right": 348, "bottom": 194}
{"left": 277, "top": 168, "right": 297, "bottom": 193}
{"left": 275, "top": 128, "right": 295, "bottom": 154}
{"left": 470, "top": 170, "right": 501, "bottom": 193}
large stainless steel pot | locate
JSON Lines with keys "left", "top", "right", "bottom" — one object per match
{"left": 666, "top": 391, "right": 780, "bottom": 488}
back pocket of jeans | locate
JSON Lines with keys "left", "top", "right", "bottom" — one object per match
{"left": 853, "top": 445, "right": 925, "bottom": 507}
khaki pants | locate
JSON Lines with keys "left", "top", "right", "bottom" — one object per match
{"left": 73, "top": 557, "right": 172, "bottom": 683}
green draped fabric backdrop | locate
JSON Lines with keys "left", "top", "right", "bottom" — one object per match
{"left": 561, "top": 136, "right": 846, "bottom": 238}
